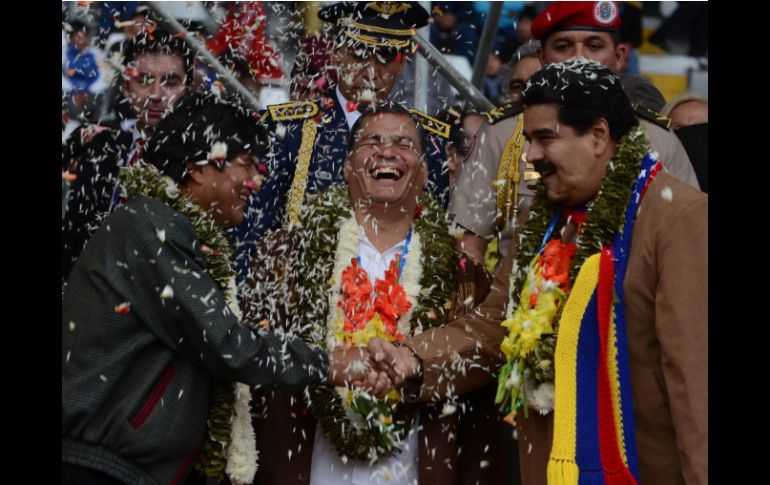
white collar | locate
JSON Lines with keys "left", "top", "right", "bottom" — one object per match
{"left": 357, "top": 226, "right": 406, "bottom": 258}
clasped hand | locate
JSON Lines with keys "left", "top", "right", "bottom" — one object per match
{"left": 327, "top": 337, "right": 421, "bottom": 399}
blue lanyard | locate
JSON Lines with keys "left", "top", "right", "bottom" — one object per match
{"left": 538, "top": 205, "right": 563, "bottom": 254}
{"left": 358, "top": 228, "right": 413, "bottom": 279}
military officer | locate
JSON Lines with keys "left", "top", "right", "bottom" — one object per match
{"left": 229, "top": 1, "right": 452, "bottom": 278}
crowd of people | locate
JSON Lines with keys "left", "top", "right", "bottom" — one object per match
{"left": 62, "top": 2, "right": 708, "bottom": 485}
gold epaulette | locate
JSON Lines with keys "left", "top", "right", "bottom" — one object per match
{"left": 267, "top": 101, "right": 319, "bottom": 122}
{"left": 408, "top": 109, "right": 451, "bottom": 138}
{"left": 633, "top": 103, "right": 672, "bottom": 130}
{"left": 484, "top": 102, "right": 524, "bottom": 125}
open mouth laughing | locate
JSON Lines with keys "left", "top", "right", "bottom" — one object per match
{"left": 369, "top": 165, "right": 404, "bottom": 181}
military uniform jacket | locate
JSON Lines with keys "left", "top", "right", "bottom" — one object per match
{"left": 228, "top": 92, "right": 451, "bottom": 279}
{"left": 62, "top": 196, "right": 328, "bottom": 485}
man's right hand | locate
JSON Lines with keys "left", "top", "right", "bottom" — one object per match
{"left": 327, "top": 346, "right": 393, "bottom": 399}
{"left": 367, "top": 337, "right": 422, "bottom": 387}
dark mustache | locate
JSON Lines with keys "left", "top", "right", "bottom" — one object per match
{"left": 533, "top": 159, "right": 556, "bottom": 175}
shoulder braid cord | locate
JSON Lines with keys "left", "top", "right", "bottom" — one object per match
{"left": 286, "top": 118, "right": 319, "bottom": 226}
{"left": 495, "top": 113, "right": 525, "bottom": 232}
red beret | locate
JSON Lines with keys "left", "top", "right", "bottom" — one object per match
{"left": 531, "top": 1, "right": 621, "bottom": 41}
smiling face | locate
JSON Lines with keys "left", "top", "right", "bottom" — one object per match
{"left": 344, "top": 112, "right": 427, "bottom": 210}
{"left": 523, "top": 103, "right": 610, "bottom": 207}
{"left": 183, "top": 153, "right": 260, "bottom": 228}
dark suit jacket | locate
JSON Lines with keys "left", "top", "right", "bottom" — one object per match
{"left": 63, "top": 196, "right": 328, "bottom": 485}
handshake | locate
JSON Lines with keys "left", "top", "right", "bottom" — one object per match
{"left": 327, "top": 337, "right": 422, "bottom": 399}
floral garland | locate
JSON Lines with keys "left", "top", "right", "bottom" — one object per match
{"left": 291, "top": 186, "right": 457, "bottom": 461}
{"left": 496, "top": 125, "right": 649, "bottom": 417}
{"left": 121, "top": 162, "right": 257, "bottom": 483}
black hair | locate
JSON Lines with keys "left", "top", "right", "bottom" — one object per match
{"left": 68, "top": 20, "right": 89, "bottom": 34}
{"left": 144, "top": 92, "right": 269, "bottom": 184}
{"left": 434, "top": 104, "right": 481, "bottom": 156}
{"left": 123, "top": 29, "right": 195, "bottom": 86}
{"left": 522, "top": 58, "right": 637, "bottom": 142}
{"left": 348, "top": 102, "right": 426, "bottom": 155}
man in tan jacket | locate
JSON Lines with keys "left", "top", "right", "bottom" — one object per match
{"left": 451, "top": 0, "right": 700, "bottom": 267}
{"left": 373, "top": 58, "right": 707, "bottom": 485}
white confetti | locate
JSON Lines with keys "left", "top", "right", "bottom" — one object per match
{"left": 68, "top": 321, "right": 76, "bottom": 332}
{"left": 100, "top": 374, "right": 108, "bottom": 382}
{"left": 441, "top": 403, "right": 457, "bottom": 416}
{"left": 66, "top": 350, "right": 71, "bottom": 362}
{"left": 160, "top": 285, "right": 174, "bottom": 299}
{"left": 480, "top": 460, "right": 490, "bottom": 469}
{"left": 156, "top": 229, "right": 166, "bottom": 243}
{"left": 178, "top": 389, "right": 184, "bottom": 400}
{"left": 661, "top": 186, "right": 673, "bottom": 202}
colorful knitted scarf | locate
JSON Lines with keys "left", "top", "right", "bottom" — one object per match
{"left": 547, "top": 154, "right": 663, "bottom": 485}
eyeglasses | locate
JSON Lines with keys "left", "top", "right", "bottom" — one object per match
{"left": 356, "top": 134, "right": 420, "bottom": 156}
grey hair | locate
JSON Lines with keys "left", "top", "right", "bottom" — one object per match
{"left": 661, "top": 92, "right": 708, "bottom": 117}
{"left": 501, "top": 40, "right": 542, "bottom": 96}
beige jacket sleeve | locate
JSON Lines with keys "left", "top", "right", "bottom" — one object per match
{"left": 450, "top": 117, "right": 519, "bottom": 238}
{"left": 403, "top": 234, "right": 516, "bottom": 403}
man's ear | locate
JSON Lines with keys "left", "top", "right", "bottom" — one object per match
{"left": 591, "top": 118, "right": 611, "bottom": 157}
{"left": 614, "top": 43, "right": 629, "bottom": 73}
{"left": 184, "top": 160, "right": 206, "bottom": 185}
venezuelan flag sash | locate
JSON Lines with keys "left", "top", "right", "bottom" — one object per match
{"left": 547, "top": 154, "right": 662, "bottom": 485}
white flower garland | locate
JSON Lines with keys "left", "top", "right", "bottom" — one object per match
{"left": 224, "top": 277, "right": 258, "bottom": 484}
{"left": 324, "top": 215, "right": 423, "bottom": 412}
{"left": 324, "top": 215, "right": 423, "bottom": 350}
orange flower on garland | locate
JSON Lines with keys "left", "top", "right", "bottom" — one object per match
{"left": 338, "top": 257, "right": 411, "bottom": 343}
{"left": 530, "top": 239, "right": 576, "bottom": 308}
{"left": 339, "top": 258, "right": 374, "bottom": 332}
{"left": 373, "top": 259, "right": 411, "bottom": 341}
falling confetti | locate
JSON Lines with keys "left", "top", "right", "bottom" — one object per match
{"left": 160, "top": 285, "right": 174, "bottom": 299}
{"left": 661, "top": 186, "right": 673, "bottom": 202}
{"left": 114, "top": 302, "right": 131, "bottom": 315}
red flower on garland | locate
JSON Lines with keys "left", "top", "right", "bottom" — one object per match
{"left": 540, "top": 239, "right": 576, "bottom": 288}
{"left": 338, "top": 257, "right": 411, "bottom": 342}
{"left": 531, "top": 239, "right": 577, "bottom": 307}
{"left": 339, "top": 258, "right": 374, "bottom": 332}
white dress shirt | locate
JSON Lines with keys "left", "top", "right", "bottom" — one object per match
{"left": 309, "top": 228, "right": 419, "bottom": 485}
